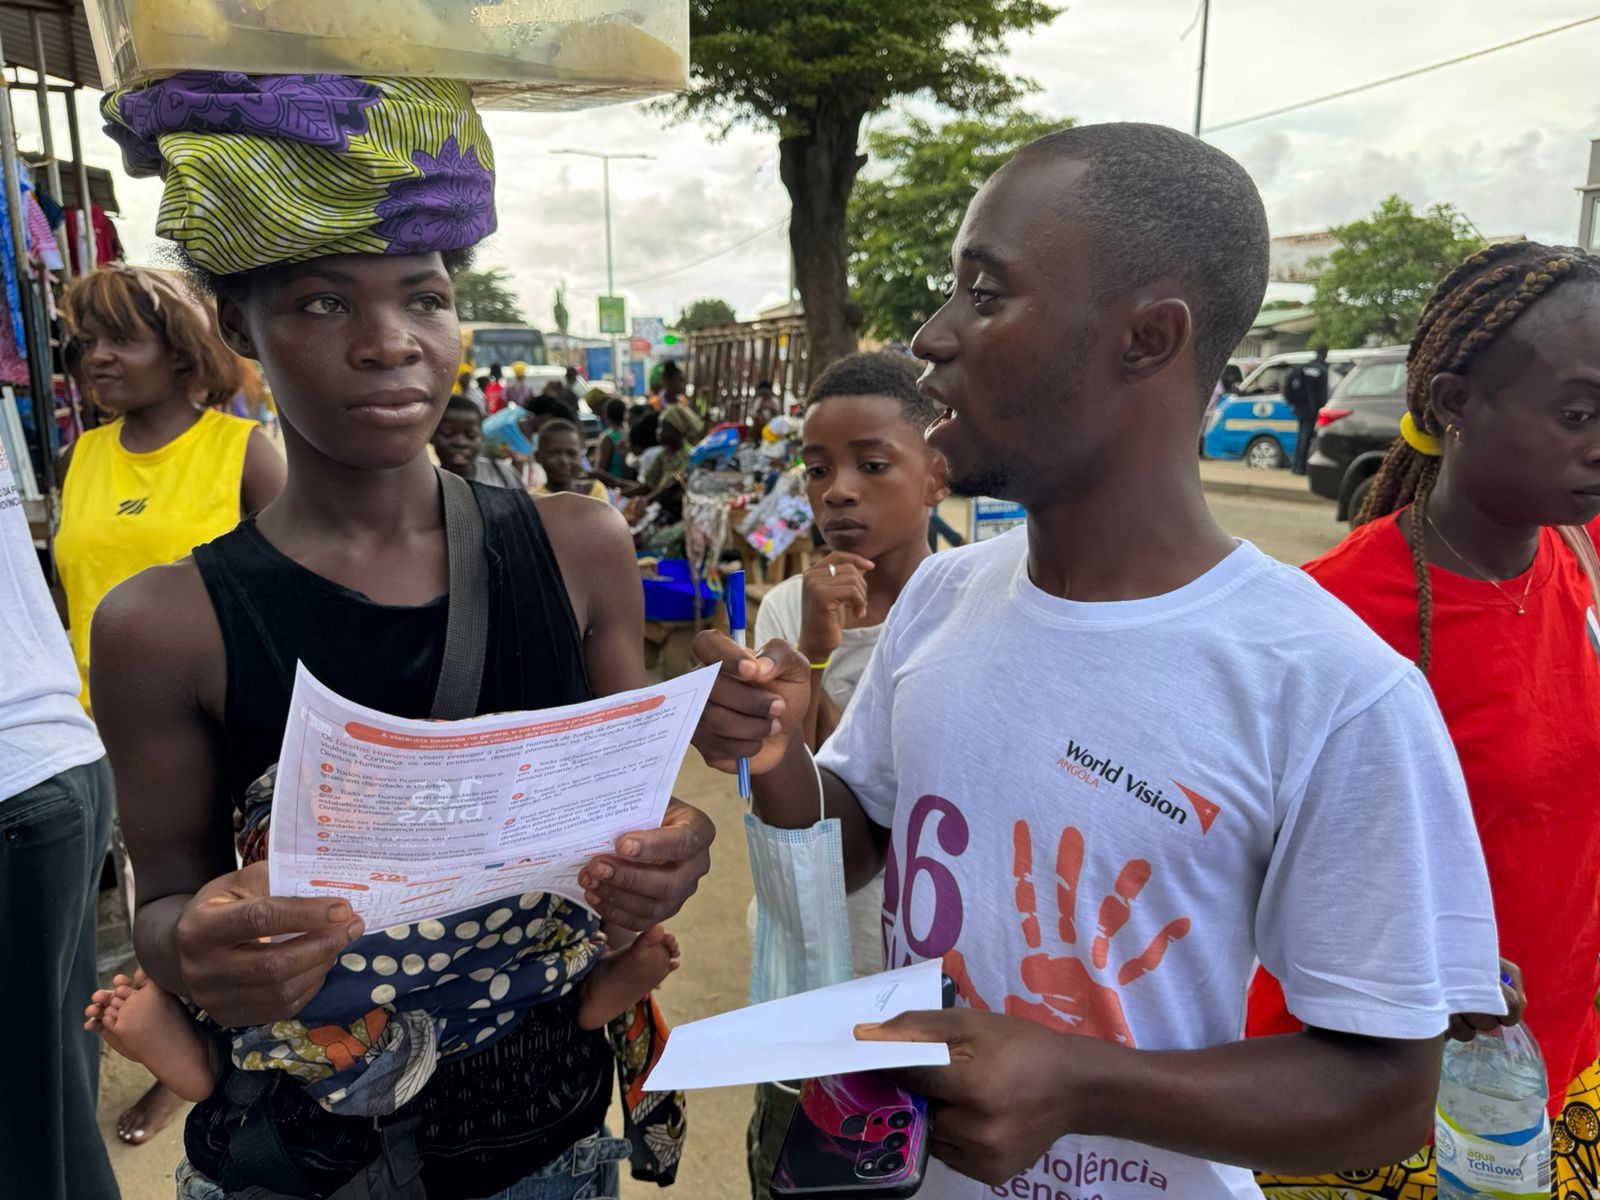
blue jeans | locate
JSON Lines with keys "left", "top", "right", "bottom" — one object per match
{"left": 0, "top": 759, "right": 119, "bottom": 1200}
{"left": 176, "top": 1128, "right": 628, "bottom": 1200}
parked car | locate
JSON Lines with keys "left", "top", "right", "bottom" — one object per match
{"left": 1201, "top": 349, "right": 1378, "bottom": 469}
{"left": 1306, "top": 348, "right": 1409, "bottom": 523}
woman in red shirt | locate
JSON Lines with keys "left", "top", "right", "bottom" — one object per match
{"left": 1251, "top": 240, "right": 1600, "bottom": 1199}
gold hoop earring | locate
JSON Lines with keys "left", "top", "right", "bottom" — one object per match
{"left": 1446, "top": 424, "right": 1462, "bottom": 445}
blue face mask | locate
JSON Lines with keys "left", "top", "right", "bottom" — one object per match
{"left": 744, "top": 757, "right": 853, "bottom": 1005}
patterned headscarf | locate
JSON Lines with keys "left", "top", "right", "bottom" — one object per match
{"left": 102, "top": 73, "right": 495, "bottom": 275}
{"left": 659, "top": 404, "right": 704, "bottom": 442}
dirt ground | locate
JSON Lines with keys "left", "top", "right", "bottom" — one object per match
{"left": 99, "top": 753, "right": 757, "bottom": 1200}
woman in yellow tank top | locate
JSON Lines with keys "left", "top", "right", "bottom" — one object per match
{"left": 53, "top": 265, "right": 284, "bottom": 1145}
{"left": 57, "top": 267, "right": 285, "bottom": 714}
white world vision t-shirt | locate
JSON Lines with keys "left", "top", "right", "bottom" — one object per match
{"left": 816, "top": 527, "right": 1503, "bottom": 1200}
{"left": 0, "top": 442, "right": 103, "bottom": 803}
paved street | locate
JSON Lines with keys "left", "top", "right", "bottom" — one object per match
{"left": 1210, "top": 490, "right": 1346, "bottom": 566}
{"left": 98, "top": 486, "right": 1351, "bottom": 1200}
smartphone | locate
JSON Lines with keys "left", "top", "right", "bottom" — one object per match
{"left": 769, "top": 975, "right": 953, "bottom": 1198}
{"left": 769, "top": 1071, "right": 930, "bottom": 1198}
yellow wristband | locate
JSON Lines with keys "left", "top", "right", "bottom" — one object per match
{"left": 809, "top": 656, "right": 832, "bottom": 671}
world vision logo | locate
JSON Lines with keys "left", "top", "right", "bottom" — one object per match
{"left": 1055, "top": 739, "right": 1222, "bottom": 834}
{"left": 116, "top": 497, "right": 148, "bottom": 516}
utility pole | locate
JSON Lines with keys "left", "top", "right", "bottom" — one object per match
{"left": 552, "top": 148, "right": 654, "bottom": 391}
{"left": 1193, "top": 0, "right": 1212, "bottom": 136}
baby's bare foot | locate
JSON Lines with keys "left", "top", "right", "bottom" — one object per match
{"left": 85, "top": 969, "right": 219, "bottom": 1112}
{"left": 577, "top": 925, "right": 681, "bottom": 1031}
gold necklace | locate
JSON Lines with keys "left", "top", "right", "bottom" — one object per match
{"left": 1425, "top": 514, "right": 1537, "bottom": 615}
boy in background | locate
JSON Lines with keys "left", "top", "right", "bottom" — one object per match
{"left": 431, "top": 394, "right": 523, "bottom": 488}
{"left": 533, "top": 419, "right": 609, "bottom": 501}
{"left": 745, "top": 350, "right": 948, "bottom": 1198}
{"left": 593, "top": 397, "right": 633, "bottom": 482}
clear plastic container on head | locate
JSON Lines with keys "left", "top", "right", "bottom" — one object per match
{"left": 82, "top": 0, "right": 688, "bottom": 110}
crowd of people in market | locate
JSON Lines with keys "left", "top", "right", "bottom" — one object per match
{"left": 4, "top": 64, "right": 1600, "bottom": 1200}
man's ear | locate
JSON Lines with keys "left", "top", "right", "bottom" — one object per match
{"left": 1121, "top": 295, "right": 1192, "bottom": 385}
{"left": 215, "top": 297, "right": 257, "bottom": 361}
{"left": 925, "top": 449, "right": 951, "bottom": 508}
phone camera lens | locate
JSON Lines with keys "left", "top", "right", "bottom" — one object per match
{"left": 840, "top": 1114, "right": 868, "bottom": 1138}
{"left": 883, "top": 1132, "right": 908, "bottom": 1152}
{"left": 856, "top": 1157, "right": 880, "bottom": 1176}
{"left": 887, "top": 1110, "right": 914, "bottom": 1130}
{"left": 879, "top": 1152, "right": 906, "bottom": 1175}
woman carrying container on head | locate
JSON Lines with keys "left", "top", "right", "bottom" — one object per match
{"left": 1248, "top": 241, "right": 1600, "bottom": 1199}
{"left": 87, "top": 72, "right": 709, "bottom": 1200}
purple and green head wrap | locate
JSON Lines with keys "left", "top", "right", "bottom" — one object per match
{"left": 103, "top": 73, "right": 496, "bottom": 276}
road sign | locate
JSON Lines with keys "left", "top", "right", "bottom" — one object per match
{"left": 598, "top": 296, "right": 627, "bottom": 334}
{"left": 971, "top": 497, "right": 1026, "bottom": 543}
{"left": 632, "top": 316, "right": 666, "bottom": 349}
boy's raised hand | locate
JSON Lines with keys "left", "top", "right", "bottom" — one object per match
{"left": 691, "top": 630, "right": 810, "bottom": 774}
{"left": 797, "top": 552, "right": 873, "bottom": 664}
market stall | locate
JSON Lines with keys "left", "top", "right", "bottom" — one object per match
{"left": 0, "top": 1, "right": 107, "bottom": 553}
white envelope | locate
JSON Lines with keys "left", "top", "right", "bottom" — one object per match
{"left": 645, "top": 959, "right": 953, "bottom": 1091}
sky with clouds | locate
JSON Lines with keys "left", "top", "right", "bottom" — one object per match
{"left": 18, "top": 0, "right": 1600, "bottom": 336}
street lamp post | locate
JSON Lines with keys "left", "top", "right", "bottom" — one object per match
{"left": 552, "top": 148, "right": 655, "bottom": 392}
{"left": 1193, "top": 0, "right": 1211, "bottom": 136}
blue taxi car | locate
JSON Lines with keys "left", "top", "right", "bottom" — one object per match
{"left": 1202, "top": 350, "right": 1368, "bottom": 469}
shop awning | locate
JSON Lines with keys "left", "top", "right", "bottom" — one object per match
{"left": 0, "top": 2, "right": 102, "bottom": 92}
{"left": 22, "top": 151, "right": 120, "bottom": 211}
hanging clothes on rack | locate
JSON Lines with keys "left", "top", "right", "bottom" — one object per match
{"left": 64, "top": 205, "right": 121, "bottom": 273}
{"left": 0, "top": 161, "right": 68, "bottom": 385}
{"left": 0, "top": 170, "right": 30, "bottom": 387}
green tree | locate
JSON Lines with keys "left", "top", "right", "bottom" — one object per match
{"left": 676, "top": 297, "right": 739, "bottom": 331}
{"left": 453, "top": 268, "right": 526, "bottom": 324}
{"left": 553, "top": 282, "right": 570, "bottom": 335}
{"left": 851, "top": 108, "right": 1070, "bottom": 342}
{"left": 1312, "top": 195, "right": 1482, "bottom": 348}
{"left": 674, "top": 0, "right": 1060, "bottom": 371}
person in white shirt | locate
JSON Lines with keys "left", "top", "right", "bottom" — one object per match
{"left": 691, "top": 122, "right": 1510, "bottom": 1199}
{"left": 0, "top": 440, "right": 118, "bottom": 1199}
{"left": 745, "top": 351, "right": 950, "bottom": 1198}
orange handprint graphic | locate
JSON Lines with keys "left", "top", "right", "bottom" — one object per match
{"left": 945, "top": 820, "right": 1190, "bottom": 1049}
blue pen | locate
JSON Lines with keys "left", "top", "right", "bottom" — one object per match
{"left": 724, "top": 570, "right": 752, "bottom": 799}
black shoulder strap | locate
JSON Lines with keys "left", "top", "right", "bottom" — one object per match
{"left": 431, "top": 468, "right": 490, "bottom": 721}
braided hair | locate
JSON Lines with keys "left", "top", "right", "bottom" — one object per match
{"left": 1354, "top": 240, "right": 1600, "bottom": 672}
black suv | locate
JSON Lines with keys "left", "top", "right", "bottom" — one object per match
{"left": 1307, "top": 349, "right": 1408, "bottom": 523}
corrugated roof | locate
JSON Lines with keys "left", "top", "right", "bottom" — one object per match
{"left": 22, "top": 151, "right": 120, "bottom": 211}
{"left": 1251, "top": 305, "right": 1317, "bottom": 331}
{"left": 0, "top": 3, "right": 102, "bottom": 91}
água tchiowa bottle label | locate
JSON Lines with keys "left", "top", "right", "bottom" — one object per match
{"left": 1435, "top": 1104, "right": 1551, "bottom": 1198}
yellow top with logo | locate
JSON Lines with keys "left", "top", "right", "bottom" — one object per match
{"left": 56, "top": 408, "right": 254, "bottom": 712}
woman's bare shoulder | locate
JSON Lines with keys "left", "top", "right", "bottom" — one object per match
{"left": 90, "top": 557, "right": 224, "bottom": 708}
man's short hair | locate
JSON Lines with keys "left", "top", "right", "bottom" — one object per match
{"left": 1022, "top": 123, "right": 1270, "bottom": 398}
{"left": 530, "top": 394, "right": 577, "bottom": 422}
{"left": 443, "top": 393, "right": 482, "bottom": 420}
{"left": 805, "top": 351, "right": 937, "bottom": 433}
{"left": 538, "top": 418, "right": 581, "bottom": 442}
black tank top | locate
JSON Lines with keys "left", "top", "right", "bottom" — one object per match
{"left": 186, "top": 482, "right": 612, "bottom": 1200}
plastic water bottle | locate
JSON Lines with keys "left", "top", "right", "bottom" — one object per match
{"left": 1435, "top": 1023, "right": 1551, "bottom": 1199}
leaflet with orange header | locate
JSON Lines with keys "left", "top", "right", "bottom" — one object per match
{"left": 268, "top": 661, "right": 718, "bottom": 929}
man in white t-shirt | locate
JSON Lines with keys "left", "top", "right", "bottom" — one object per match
{"left": 0, "top": 441, "right": 118, "bottom": 1198}
{"left": 690, "top": 123, "right": 1507, "bottom": 1198}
